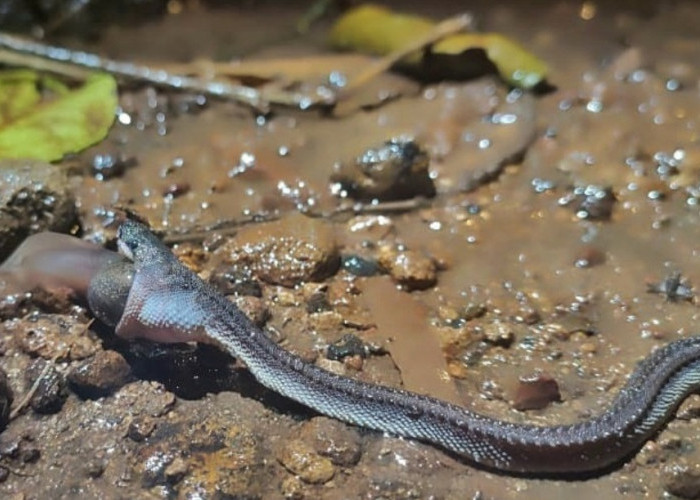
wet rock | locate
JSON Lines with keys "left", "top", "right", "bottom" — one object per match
{"left": 16, "top": 316, "right": 72, "bottom": 361}
{"left": 306, "top": 290, "right": 331, "bottom": 314}
{"left": 574, "top": 246, "right": 606, "bottom": 268}
{"left": 280, "top": 475, "right": 304, "bottom": 499}
{"left": 0, "top": 368, "right": 12, "bottom": 431}
{"left": 0, "top": 160, "right": 79, "bottom": 261}
{"left": 331, "top": 138, "right": 436, "bottom": 201}
{"left": 164, "top": 457, "right": 189, "bottom": 484}
{"left": 127, "top": 416, "right": 157, "bottom": 442}
{"left": 377, "top": 246, "right": 437, "bottom": 290}
{"left": 83, "top": 459, "right": 107, "bottom": 479}
{"left": 663, "top": 459, "right": 700, "bottom": 499}
{"left": 481, "top": 319, "right": 516, "bottom": 347}
{"left": 677, "top": 395, "right": 700, "bottom": 420}
{"left": 223, "top": 213, "right": 339, "bottom": 287}
{"left": 209, "top": 265, "right": 262, "bottom": 297}
{"left": 341, "top": 254, "right": 380, "bottom": 277}
{"left": 635, "top": 440, "right": 664, "bottom": 466}
{"left": 326, "top": 333, "right": 369, "bottom": 361}
{"left": 88, "top": 148, "right": 137, "bottom": 181}
{"left": 559, "top": 184, "right": 616, "bottom": 220}
{"left": 438, "top": 302, "right": 487, "bottom": 328}
{"left": 68, "top": 350, "right": 132, "bottom": 399}
{"left": 300, "top": 417, "right": 363, "bottom": 466}
{"left": 277, "top": 439, "right": 336, "bottom": 484}
{"left": 229, "top": 295, "right": 270, "bottom": 327}
{"left": 26, "top": 359, "right": 67, "bottom": 414}
{"left": 512, "top": 373, "right": 562, "bottom": 410}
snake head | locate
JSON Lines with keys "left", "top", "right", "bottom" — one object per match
{"left": 117, "top": 220, "right": 173, "bottom": 268}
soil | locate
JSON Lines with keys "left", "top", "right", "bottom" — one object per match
{"left": 1, "top": 1, "right": 700, "bottom": 499}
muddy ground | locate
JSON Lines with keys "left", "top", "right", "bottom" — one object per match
{"left": 1, "top": 1, "right": 700, "bottom": 499}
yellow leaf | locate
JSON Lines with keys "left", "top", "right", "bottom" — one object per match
{"left": 0, "top": 72, "right": 117, "bottom": 162}
{"left": 330, "top": 4, "right": 547, "bottom": 89}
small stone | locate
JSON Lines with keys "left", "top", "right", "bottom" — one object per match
{"left": 341, "top": 254, "right": 379, "bottom": 277}
{"left": 127, "top": 416, "right": 157, "bottom": 442}
{"left": 18, "top": 318, "right": 71, "bottom": 360}
{"left": 659, "top": 432, "right": 684, "bottom": 451}
{"left": 84, "top": 459, "right": 106, "bottom": 479}
{"left": 0, "top": 160, "right": 78, "bottom": 261}
{"left": 377, "top": 246, "right": 437, "bottom": 290}
{"left": 330, "top": 138, "right": 435, "bottom": 201}
{"left": 230, "top": 295, "right": 269, "bottom": 327}
{"left": 636, "top": 440, "right": 663, "bottom": 466}
{"left": 308, "top": 311, "right": 344, "bottom": 332}
{"left": 343, "top": 354, "right": 364, "bottom": 371}
{"left": 326, "top": 334, "right": 368, "bottom": 361}
{"left": 663, "top": 459, "right": 700, "bottom": 499}
{"left": 223, "top": 213, "right": 339, "bottom": 287}
{"left": 277, "top": 439, "right": 335, "bottom": 484}
{"left": 512, "top": 373, "right": 562, "bottom": 411}
{"left": 68, "top": 350, "right": 132, "bottom": 399}
{"left": 0, "top": 368, "right": 13, "bottom": 431}
{"left": 560, "top": 184, "right": 616, "bottom": 220}
{"left": 579, "top": 342, "right": 597, "bottom": 354}
{"left": 574, "top": 246, "right": 606, "bottom": 268}
{"left": 677, "top": 395, "right": 700, "bottom": 420}
{"left": 164, "top": 457, "right": 188, "bottom": 484}
{"left": 280, "top": 475, "right": 304, "bottom": 499}
{"left": 300, "top": 417, "right": 363, "bottom": 466}
{"left": 481, "top": 320, "right": 515, "bottom": 347}
{"left": 209, "top": 265, "right": 262, "bottom": 297}
{"left": 26, "top": 359, "right": 67, "bottom": 414}
{"left": 20, "top": 446, "right": 40, "bottom": 463}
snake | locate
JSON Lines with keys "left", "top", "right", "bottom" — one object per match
{"left": 3, "top": 220, "right": 699, "bottom": 474}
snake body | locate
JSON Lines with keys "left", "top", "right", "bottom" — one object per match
{"left": 88, "top": 221, "right": 700, "bottom": 474}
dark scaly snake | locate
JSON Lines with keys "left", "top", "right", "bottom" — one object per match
{"left": 4, "top": 220, "right": 699, "bottom": 474}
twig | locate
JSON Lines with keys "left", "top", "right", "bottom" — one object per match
{"left": 323, "top": 197, "right": 432, "bottom": 220}
{"left": 161, "top": 213, "right": 280, "bottom": 244}
{"left": 0, "top": 32, "right": 270, "bottom": 112}
{"left": 8, "top": 356, "right": 55, "bottom": 420}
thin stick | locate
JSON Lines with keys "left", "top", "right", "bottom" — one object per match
{"left": 0, "top": 32, "right": 268, "bottom": 113}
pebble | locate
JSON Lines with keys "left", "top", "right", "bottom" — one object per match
{"left": 573, "top": 246, "right": 606, "bottom": 268}
{"left": 68, "top": 350, "right": 132, "bottom": 399}
{"left": 0, "top": 368, "right": 13, "bottom": 431}
{"left": 164, "top": 457, "right": 189, "bottom": 484}
{"left": 326, "top": 334, "right": 368, "bottom": 361}
{"left": 299, "top": 417, "right": 363, "bottom": 466}
{"left": 330, "top": 137, "right": 436, "bottom": 201}
{"left": 481, "top": 320, "right": 516, "bottom": 347}
{"left": 341, "top": 254, "right": 379, "bottom": 277}
{"left": 224, "top": 213, "right": 339, "bottom": 287}
{"left": 677, "top": 395, "right": 700, "bottom": 420}
{"left": 229, "top": 295, "right": 269, "bottom": 327}
{"left": 127, "top": 416, "right": 157, "bottom": 442}
{"left": 277, "top": 439, "right": 335, "bottom": 484}
{"left": 560, "top": 184, "right": 616, "bottom": 220}
{"left": 0, "top": 160, "right": 78, "bottom": 261}
{"left": 377, "top": 246, "right": 437, "bottom": 290}
{"left": 662, "top": 459, "right": 700, "bottom": 499}
{"left": 512, "top": 373, "right": 562, "bottom": 411}
{"left": 26, "top": 358, "right": 67, "bottom": 414}
{"left": 209, "top": 265, "right": 262, "bottom": 297}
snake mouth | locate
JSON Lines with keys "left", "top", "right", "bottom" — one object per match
{"left": 117, "top": 238, "right": 134, "bottom": 260}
